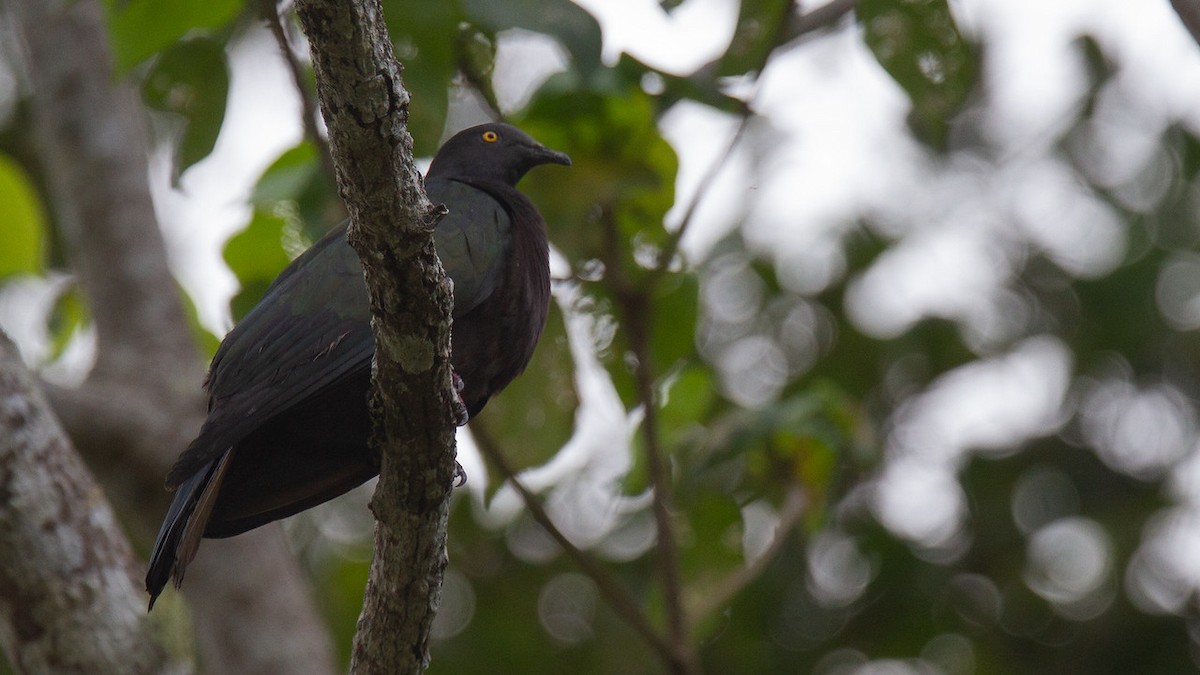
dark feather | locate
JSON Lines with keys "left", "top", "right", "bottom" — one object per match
{"left": 145, "top": 123, "right": 568, "bottom": 608}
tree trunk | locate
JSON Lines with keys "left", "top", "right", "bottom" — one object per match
{"left": 0, "top": 333, "right": 175, "bottom": 675}
{"left": 294, "top": 0, "right": 459, "bottom": 672}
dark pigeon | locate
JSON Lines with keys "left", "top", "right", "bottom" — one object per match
{"left": 146, "top": 123, "right": 569, "bottom": 608}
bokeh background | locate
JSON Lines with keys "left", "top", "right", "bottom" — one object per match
{"left": 4, "top": 0, "right": 1200, "bottom": 672}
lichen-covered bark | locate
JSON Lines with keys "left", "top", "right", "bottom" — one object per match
{"left": 294, "top": 0, "right": 459, "bottom": 672}
{"left": 0, "top": 334, "right": 176, "bottom": 674}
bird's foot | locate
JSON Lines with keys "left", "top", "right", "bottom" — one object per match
{"left": 453, "top": 461, "right": 468, "bottom": 487}
{"left": 451, "top": 372, "right": 469, "bottom": 427}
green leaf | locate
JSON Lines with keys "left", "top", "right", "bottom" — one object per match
{"left": 0, "top": 153, "right": 46, "bottom": 279}
{"left": 649, "top": 273, "right": 698, "bottom": 371}
{"left": 660, "top": 364, "right": 716, "bottom": 450}
{"left": 461, "top": 0, "right": 603, "bottom": 76}
{"left": 687, "top": 383, "right": 863, "bottom": 513}
{"left": 104, "top": 0, "right": 241, "bottom": 73}
{"left": 519, "top": 87, "right": 678, "bottom": 271}
{"left": 616, "top": 55, "right": 744, "bottom": 115}
{"left": 382, "top": 0, "right": 461, "bottom": 155}
{"left": 858, "top": 0, "right": 977, "bottom": 148}
{"left": 45, "top": 284, "right": 87, "bottom": 361}
{"left": 251, "top": 142, "right": 343, "bottom": 241}
{"left": 142, "top": 37, "right": 230, "bottom": 177}
{"left": 718, "top": 0, "right": 793, "bottom": 77}
{"left": 252, "top": 143, "right": 320, "bottom": 206}
{"left": 677, "top": 490, "right": 745, "bottom": 577}
{"left": 223, "top": 210, "right": 295, "bottom": 321}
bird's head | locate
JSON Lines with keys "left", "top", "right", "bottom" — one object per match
{"left": 426, "top": 123, "right": 571, "bottom": 186}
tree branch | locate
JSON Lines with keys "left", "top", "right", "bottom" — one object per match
{"left": 686, "top": 486, "right": 805, "bottom": 630}
{"left": 599, "top": 209, "right": 699, "bottom": 674}
{"left": 656, "top": 0, "right": 832, "bottom": 280}
{"left": 259, "top": 0, "right": 340, "bottom": 187}
{"left": 1172, "top": 0, "right": 1200, "bottom": 47}
{"left": 0, "top": 332, "right": 176, "bottom": 673}
{"left": 784, "top": 0, "right": 858, "bottom": 46}
{"left": 470, "top": 425, "right": 678, "bottom": 665}
{"left": 653, "top": 110, "right": 753, "bottom": 278}
{"left": 293, "top": 0, "right": 458, "bottom": 672}
{"left": 624, "top": 295, "right": 697, "bottom": 674}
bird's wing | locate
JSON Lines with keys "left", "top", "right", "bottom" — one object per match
{"left": 167, "top": 225, "right": 374, "bottom": 486}
{"left": 168, "top": 182, "right": 510, "bottom": 486}
{"left": 428, "top": 177, "right": 512, "bottom": 316}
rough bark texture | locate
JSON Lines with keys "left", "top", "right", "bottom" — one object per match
{"left": 7, "top": 0, "right": 337, "bottom": 673}
{"left": 0, "top": 334, "right": 176, "bottom": 675}
{"left": 293, "top": 0, "right": 459, "bottom": 672}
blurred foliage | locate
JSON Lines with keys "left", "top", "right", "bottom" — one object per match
{"left": 6, "top": 0, "right": 1200, "bottom": 674}
{"left": 0, "top": 152, "right": 45, "bottom": 279}
{"left": 381, "top": 0, "right": 603, "bottom": 155}
{"left": 102, "top": 0, "right": 242, "bottom": 73}
{"left": 142, "top": 37, "right": 230, "bottom": 178}
{"left": 858, "top": 0, "right": 977, "bottom": 148}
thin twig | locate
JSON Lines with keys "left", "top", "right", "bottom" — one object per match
{"left": 783, "top": 0, "right": 858, "bottom": 47}
{"left": 652, "top": 107, "right": 753, "bottom": 278}
{"left": 1172, "top": 0, "right": 1200, "bottom": 47}
{"left": 598, "top": 207, "right": 699, "bottom": 675}
{"left": 654, "top": 0, "right": 841, "bottom": 279}
{"left": 626, "top": 299, "right": 698, "bottom": 674}
{"left": 456, "top": 28, "right": 504, "bottom": 122}
{"left": 686, "top": 486, "right": 806, "bottom": 629}
{"left": 470, "top": 425, "right": 679, "bottom": 667}
{"left": 260, "top": 0, "right": 338, "bottom": 186}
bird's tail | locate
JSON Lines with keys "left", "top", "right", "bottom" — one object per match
{"left": 145, "top": 452, "right": 232, "bottom": 610}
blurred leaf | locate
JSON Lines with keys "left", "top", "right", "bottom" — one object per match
{"left": 519, "top": 86, "right": 677, "bottom": 270}
{"left": 616, "top": 55, "right": 744, "bottom": 114}
{"left": 648, "top": 274, "right": 698, "bottom": 371}
{"left": 689, "top": 383, "right": 861, "bottom": 512}
{"left": 473, "top": 303, "right": 577, "bottom": 491}
{"left": 382, "top": 0, "right": 460, "bottom": 155}
{"left": 516, "top": 84, "right": 680, "bottom": 412}
{"left": 223, "top": 210, "right": 295, "bottom": 321}
{"left": 717, "top": 0, "right": 793, "bottom": 77}
{"left": 677, "top": 491, "right": 744, "bottom": 579}
{"left": 456, "top": 26, "right": 501, "bottom": 114}
{"left": 252, "top": 143, "right": 320, "bottom": 206}
{"left": 45, "top": 284, "right": 87, "bottom": 362}
{"left": 251, "top": 142, "right": 343, "bottom": 240}
{"left": 104, "top": 0, "right": 241, "bottom": 73}
{"left": 318, "top": 556, "right": 370, "bottom": 668}
{"left": 660, "top": 364, "right": 717, "bottom": 453}
{"left": 0, "top": 152, "right": 46, "bottom": 279}
{"left": 858, "top": 0, "right": 977, "bottom": 148}
{"left": 142, "top": 37, "right": 230, "bottom": 177}
{"left": 461, "top": 0, "right": 603, "bottom": 76}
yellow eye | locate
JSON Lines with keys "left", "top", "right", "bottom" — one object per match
{"left": 482, "top": 130, "right": 499, "bottom": 143}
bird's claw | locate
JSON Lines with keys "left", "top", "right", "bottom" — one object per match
{"left": 451, "top": 372, "right": 469, "bottom": 427}
{"left": 453, "top": 461, "right": 467, "bottom": 487}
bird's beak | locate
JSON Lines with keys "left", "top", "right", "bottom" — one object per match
{"left": 533, "top": 145, "right": 572, "bottom": 167}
